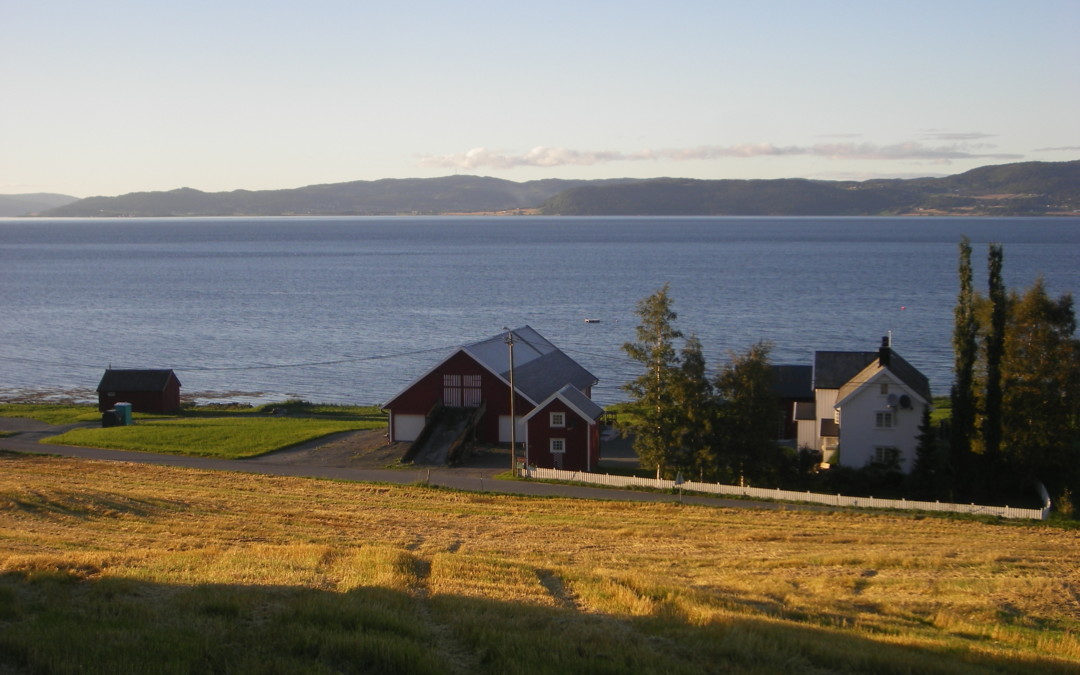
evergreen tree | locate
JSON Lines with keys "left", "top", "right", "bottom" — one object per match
{"left": 668, "top": 335, "right": 717, "bottom": 479}
{"left": 713, "top": 341, "right": 778, "bottom": 484}
{"left": 948, "top": 236, "right": 978, "bottom": 497}
{"left": 909, "top": 405, "right": 940, "bottom": 500}
{"left": 621, "top": 284, "right": 684, "bottom": 477}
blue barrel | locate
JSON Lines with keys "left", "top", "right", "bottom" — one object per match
{"left": 115, "top": 402, "right": 133, "bottom": 425}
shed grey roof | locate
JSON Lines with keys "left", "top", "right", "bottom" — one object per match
{"left": 463, "top": 326, "right": 598, "bottom": 405}
{"left": 771, "top": 365, "right": 813, "bottom": 399}
{"left": 97, "top": 369, "right": 180, "bottom": 392}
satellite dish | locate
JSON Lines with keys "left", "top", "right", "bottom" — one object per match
{"left": 887, "top": 393, "right": 899, "bottom": 407}
{"left": 899, "top": 394, "right": 912, "bottom": 409}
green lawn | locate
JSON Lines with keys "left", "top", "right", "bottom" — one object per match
{"left": 0, "top": 404, "right": 100, "bottom": 426}
{"left": 44, "top": 416, "right": 383, "bottom": 459}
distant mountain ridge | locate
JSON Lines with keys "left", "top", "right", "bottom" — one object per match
{"left": 41, "top": 177, "right": 634, "bottom": 218}
{"left": 30, "top": 160, "right": 1080, "bottom": 217}
{"left": 539, "top": 161, "right": 1080, "bottom": 216}
{"left": 0, "top": 193, "right": 79, "bottom": 217}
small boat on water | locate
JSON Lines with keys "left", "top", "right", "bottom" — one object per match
{"left": 584, "top": 318, "right": 601, "bottom": 323}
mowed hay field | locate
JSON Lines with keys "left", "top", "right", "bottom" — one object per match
{"left": 1, "top": 454, "right": 1078, "bottom": 674}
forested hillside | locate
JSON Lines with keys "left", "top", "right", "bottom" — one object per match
{"left": 32, "top": 160, "right": 1080, "bottom": 217}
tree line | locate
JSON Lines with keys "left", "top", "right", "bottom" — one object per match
{"left": 619, "top": 243, "right": 1080, "bottom": 515}
{"left": 933, "top": 237, "right": 1080, "bottom": 513}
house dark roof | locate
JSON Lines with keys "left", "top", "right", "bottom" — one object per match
{"left": 883, "top": 351, "right": 932, "bottom": 403}
{"left": 812, "top": 351, "right": 878, "bottom": 390}
{"left": 771, "top": 365, "right": 813, "bottom": 399}
{"left": 462, "top": 326, "right": 598, "bottom": 406}
{"left": 97, "top": 369, "right": 180, "bottom": 392}
{"left": 816, "top": 346, "right": 932, "bottom": 403}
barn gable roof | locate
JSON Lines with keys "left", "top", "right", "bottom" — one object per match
{"left": 97, "top": 369, "right": 180, "bottom": 392}
{"left": 463, "top": 326, "right": 597, "bottom": 406}
{"left": 382, "top": 326, "right": 597, "bottom": 409}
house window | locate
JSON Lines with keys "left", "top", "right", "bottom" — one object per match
{"left": 874, "top": 446, "right": 900, "bottom": 465}
{"left": 875, "top": 411, "right": 894, "bottom": 429}
{"left": 550, "top": 412, "right": 565, "bottom": 428}
{"left": 880, "top": 383, "right": 889, "bottom": 395}
{"left": 550, "top": 438, "right": 566, "bottom": 454}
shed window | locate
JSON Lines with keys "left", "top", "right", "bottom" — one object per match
{"left": 550, "top": 438, "right": 566, "bottom": 454}
{"left": 550, "top": 412, "right": 565, "bottom": 428}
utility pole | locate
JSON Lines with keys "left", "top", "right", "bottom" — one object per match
{"left": 505, "top": 329, "right": 517, "bottom": 473}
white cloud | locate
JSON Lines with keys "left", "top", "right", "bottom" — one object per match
{"left": 418, "top": 140, "right": 1024, "bottom": 170}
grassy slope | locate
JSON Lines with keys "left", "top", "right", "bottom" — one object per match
{"left": 1, "top": 454, "right": 1078, "bottom": 674}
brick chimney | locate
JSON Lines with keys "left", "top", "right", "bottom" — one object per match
{"left": 878, "top": 335, "right": 891, "bottom": 368}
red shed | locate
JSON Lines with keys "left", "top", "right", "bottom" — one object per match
{"left": 382, "top": 326, "right": 598, "bottom": 447}
{"left": 522, "top": 384, "right": 604, "bottom": 471}
{"left": 97, "top": 369, "right": 181, "bottom": 413}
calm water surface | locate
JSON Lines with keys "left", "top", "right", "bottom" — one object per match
{"left": 2, "top": 216, "right": 1078, "bottom": 406}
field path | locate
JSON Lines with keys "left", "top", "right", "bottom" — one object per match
{"left": 0, "top": 418, "right": 791, "bottom": 510}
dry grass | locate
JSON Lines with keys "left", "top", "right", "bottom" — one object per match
{"left": 1, "top": 452, "right": 1078, "bottom": 673}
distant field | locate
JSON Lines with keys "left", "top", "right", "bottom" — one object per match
{"left": 1, "top": 454, "right": 1077, "bottom": 673}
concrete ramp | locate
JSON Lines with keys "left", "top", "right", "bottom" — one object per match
{"left": 407, "top": 407, "right": 482, "bottom": 466}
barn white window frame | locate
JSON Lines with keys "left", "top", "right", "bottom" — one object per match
{"left": 550, "top": 438, "right": 566, "bottom": 454}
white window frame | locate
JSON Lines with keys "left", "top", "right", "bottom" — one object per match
{"left": 874, "top": 446, "right": 900, "bottom": 464}
{"left": 875, "top": 411, "right": 894, "bottom": 429}
{"left": 550, "top": 412, "right": 565, "bottom": 428}
{"left": 550, "top": 438, "right": 566, "bottom": 454}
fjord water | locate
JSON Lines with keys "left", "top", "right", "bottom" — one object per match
{"left": 2, "top": 217, "right": 1078, "bottom": 407}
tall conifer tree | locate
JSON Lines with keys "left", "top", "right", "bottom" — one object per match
{"left": 983, "top": 243, "right": 1006, "bottom": 462}
{"left": 949, "top": 236, "right": 978, "bottom": 495}
{"left": 622, "top": 283, "right": 684, "bottom": 477}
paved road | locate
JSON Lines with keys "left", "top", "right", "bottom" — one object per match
{"left": 0, "top": 420, "right": 789, "bottom": 511}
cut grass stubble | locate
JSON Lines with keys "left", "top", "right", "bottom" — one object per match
{"left": 1, "top": 454, "right": 1079, "bottom": 673}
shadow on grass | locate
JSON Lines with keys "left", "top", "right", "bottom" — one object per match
{"left": 0, "top": 569, "right": 1073, "bottom": 675}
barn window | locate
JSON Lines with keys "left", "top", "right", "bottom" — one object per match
{"left": 550, "top": 412, "right": 565, "bottom": 428}
{"left": 550, "top": 438, "right": 566, "bottom": 453}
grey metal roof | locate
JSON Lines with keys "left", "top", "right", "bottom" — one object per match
{"left": 97, "top": 369, "right": 179, "bottom": 392}
{"left": 463, "top": 326, "right": 598, "bottom": 405}
{"left": 554, "top": 384, "right": 605, "bottom": 421}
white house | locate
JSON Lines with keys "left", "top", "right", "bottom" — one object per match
{"left": 797, "top": 337, "right": 931, "bottom": 473}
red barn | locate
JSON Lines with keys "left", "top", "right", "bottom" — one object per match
{"left": 522, "top": 384, "right": 604, "bottom": 471}
{"left": 97, "top": 369, "right": 181, "bottom": 413}
{"left": 383, "top": 327, "right": 599, "bottom": 454}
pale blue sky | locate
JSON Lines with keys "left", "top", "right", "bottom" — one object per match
{"left": 2, "top": 0, "right": 1077, "bottom": 197}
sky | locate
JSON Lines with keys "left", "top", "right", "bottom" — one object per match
{"left": 2, "top": 0, "right": 1078, "bottom": 198}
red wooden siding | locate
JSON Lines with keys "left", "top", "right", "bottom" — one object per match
{"left": 385, "top": 351, "right": 529, "bottom": 443}
{"left": 525, "top": 398, "right": 599, "bottom": 472}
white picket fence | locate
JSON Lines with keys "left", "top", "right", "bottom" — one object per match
{"left": 519, "top": 467, "right": 1052, "bottom": 520}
